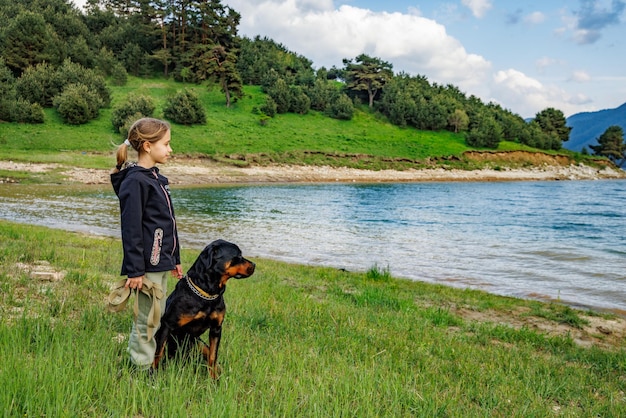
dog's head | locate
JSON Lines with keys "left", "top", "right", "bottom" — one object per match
{"left": 187, "top": 239, "right": 255, "bottom": 288}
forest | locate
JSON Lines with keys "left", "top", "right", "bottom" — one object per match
{"left": 0, "top": 0, "right": 614, "bottom": 155}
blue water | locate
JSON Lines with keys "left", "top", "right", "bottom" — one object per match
{"left": 1, "top": 180, "right": 625, "bottom": 312}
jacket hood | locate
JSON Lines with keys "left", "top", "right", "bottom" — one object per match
{"left": 110, "top": 164, "right": 160, "bottom": 196}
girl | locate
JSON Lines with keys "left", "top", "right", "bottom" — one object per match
{"left": 111, "top": 117, "right": 183, "bottom": 370}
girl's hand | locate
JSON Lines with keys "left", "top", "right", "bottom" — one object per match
{"left": 172, "top": 264, "right": 184, "bottom": 280}
{"left": 126, "top": 276, "right": 144, "bottom": 290}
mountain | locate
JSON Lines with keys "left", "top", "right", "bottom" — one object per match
{"left": 564, "top": 102, "right": 626, "bottom": 152}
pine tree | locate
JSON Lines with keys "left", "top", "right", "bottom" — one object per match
{"left": 590, "top": 125, "right": 626, "bottom": 167}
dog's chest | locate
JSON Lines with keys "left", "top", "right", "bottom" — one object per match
{"left": 177, "top": 305, "right": 222, "bottom": 335}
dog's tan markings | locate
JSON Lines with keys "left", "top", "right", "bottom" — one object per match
{"left": 207, "top": 335, "right": 221, "bottom": 379}
{"left": 221, "top": 260, "right": 255, "bottom": 287}
{"left": 209, "top": 310, "right": 225, "bottom": 325}
{"left": 219, "top": 260, "right": 233, "bottom": 288}
{"left": 153, "top": 345, "right": 166, "bottom": 368}
{"left": 177, "top": 312, "right": 206, "bottom": 327}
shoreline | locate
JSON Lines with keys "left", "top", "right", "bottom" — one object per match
{"left": 1, "top": 158, "right": 625, "bottom": 185}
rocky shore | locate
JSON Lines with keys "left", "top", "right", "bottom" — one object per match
{"left": 1, "top": 158, "right": 625, "bottom": 185}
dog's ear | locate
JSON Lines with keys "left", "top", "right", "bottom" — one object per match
{"left": 187, "top": 241, "right": 219, "bottom": 279}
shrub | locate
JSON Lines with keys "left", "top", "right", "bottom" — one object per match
{"left": 4, "top": 99, "right": 45, "bottom": 123}
{"left": 0, "top": 100, "right": 11, "bottom": 122}
{"left": 119, "top": 112, "right": 147, "bottom": 140}
{"left": 54, "top": 60, "right": 111, "bottom": 108}
{"left": 15, "top": 63, "right": 58, "bottom": 107}
{"left": 289, "top": 86, "right": 310, "bottom": 115}
{"left": 163, "top": 89, "right": 206, "bottom": 125}
{"left": 325, "top": 93, "right": 354, "bottom": 120}
{"left": 266, "top": 78, "right": 291, "bottom": 113}
{"left": 110, "top": 64, "right": 128, "bottom": 86}
{"left": 15, "top": 60, "right": 111, "bottom": 112}
{"left": 259, "top": 96, "right": 277, "bottom": 118}
{"left": 306, "top": 79, "right": 336, "bottom": 111}
{"left": 53, "top": 84, "right": 102, "bottom": 125}
{"left": 111, "top": 94, "right": 155, "bottom": 132}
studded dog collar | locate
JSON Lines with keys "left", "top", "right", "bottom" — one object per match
{"left": 185, "top": 275, "right": 220, "bottom": 301}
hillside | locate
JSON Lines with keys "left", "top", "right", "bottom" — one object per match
{"left": 0, "top": 77, "right": 618, "bottom": 178}
{"left": 565, "top": 102, "right": 626, "bottom": 152}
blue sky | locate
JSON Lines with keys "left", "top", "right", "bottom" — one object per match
{"left": 222, "top": 0, "right": 626, "bottom": 118}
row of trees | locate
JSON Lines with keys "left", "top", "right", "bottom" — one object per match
{"left": 1, "top": 0, "right": 622, "bottom": 158}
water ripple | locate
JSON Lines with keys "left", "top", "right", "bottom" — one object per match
{"left": 1, "top": 180, "right": 625, "bottom": 312}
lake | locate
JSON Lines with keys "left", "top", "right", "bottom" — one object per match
{"left": 1, "top": 179, "right": 624, "bottom": 313}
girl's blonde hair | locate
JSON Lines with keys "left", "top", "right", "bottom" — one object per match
{"left": 114, "top": 117, "right": 171, "bottom": 173}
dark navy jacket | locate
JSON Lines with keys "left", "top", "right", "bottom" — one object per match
{"left": 111, "top": 165, "right": 180, "bottom": 278}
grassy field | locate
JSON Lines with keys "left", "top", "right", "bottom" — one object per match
{"left": 1, "top": 220, "right": 624, "bottom": 416}
{"left": 0, "top": 76, "right": 594, "bottom": 172}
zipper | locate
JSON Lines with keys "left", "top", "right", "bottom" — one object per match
{"left": 152, "top": 169, "right": 177, "bottom": 256}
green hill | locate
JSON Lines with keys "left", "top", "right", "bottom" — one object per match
{"left": 0, "top": 77, "right": 595, "bottom": 171}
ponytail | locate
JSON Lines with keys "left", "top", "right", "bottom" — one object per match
{"left": 113, "top": 139, "right": 132, "bottom": 173}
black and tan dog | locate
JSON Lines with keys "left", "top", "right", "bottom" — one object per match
{"left": 152, "top": 239, "right": 255, "bottom": 378}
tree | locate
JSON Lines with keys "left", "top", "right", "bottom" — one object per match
{"left": 590, "top": 125, "right": 626, "bottom": 167}
{"left": 466, "top": 111, "right": 503, "bottom": 148}
{"left": 343, "top": 54, "right": 393, "bottom": 108}
{"left": 238, "top": 36, "right": 314, "bottom": 86}
{"left": 181, "top": 1, "right": 243, "bottom": 107}
{"left": 1, "top": 11, "right": 63, "bottom": 74}
{"left": 448, "top": 109, "right": 469, "bottom": 133}
{"left": 0, "top": 58, "right": 16, "bottom": 121}
{"left": 534, "top": 107, "right": 571, "bottom": 149}
{"left": 196, "top": 44, "right": 242, "bottom": 107}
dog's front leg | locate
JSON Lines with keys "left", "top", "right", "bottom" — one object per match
{"left": 152, "top": 324, "right": 171, "bottom": 369}
{"left": 203, "top": 311, "right": 225, "bottom": 379}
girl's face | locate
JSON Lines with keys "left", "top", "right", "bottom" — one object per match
{"left": 144, "top": 130, "right": 172, "bottom": 165}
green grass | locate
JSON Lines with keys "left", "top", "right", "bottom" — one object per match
{"left": 1, "top": 220, "right": 624, "bottom": 416}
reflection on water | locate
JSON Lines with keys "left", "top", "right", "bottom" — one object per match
{"left": 1, "top": 180, "right": 625, "bottom": 312}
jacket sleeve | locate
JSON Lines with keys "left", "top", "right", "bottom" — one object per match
{"left": 118, "top": 178, "right": 146, "bottom": 278}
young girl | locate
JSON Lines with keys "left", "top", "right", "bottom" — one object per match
{"left": 111, "top": 117, "right": 183, "bottom": 371}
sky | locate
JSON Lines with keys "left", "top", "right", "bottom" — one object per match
{"left": 220, "top": 0, "right": 626, "bottom": 118}
{"left": 73, "top": 0, "right": 626, "bottom": 118}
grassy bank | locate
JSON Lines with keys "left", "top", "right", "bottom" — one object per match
{"left": 1, "top": 220, "right": 624, "bottom": 416}
{"left": 0, "top": 76, "right": 598, "bottom": 173}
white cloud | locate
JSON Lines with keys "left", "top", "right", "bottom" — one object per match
{"left": 572, "top": 28, "right": 602, "bottom": 45}
{"left": 461, "top": 0, "right": 492, "bottom": 18}
{"left": 228, "top": 1, "right": 491, "bottom": 88}
{"left": 569, "top": 70, "right": 592, "bottom": 83}
{"left": 523, "top": 11, "right": 546, "bottom": 25}
{"left": 535, "top": 56, "right": 567, "bottom": 74}
{"left": 492, "top": 69, "right": 592, "bottom": 117}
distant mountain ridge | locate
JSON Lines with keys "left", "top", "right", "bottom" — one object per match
{"left": 564, "top": 102, "right": 626, "bottom": 152}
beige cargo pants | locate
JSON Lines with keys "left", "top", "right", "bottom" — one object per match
{"left": 127, "top": 271, "right": 169, "bottom": 369}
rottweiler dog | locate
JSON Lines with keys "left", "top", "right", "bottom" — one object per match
{"left": 152, "top": 239, "right": 255, "bottom": 378}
